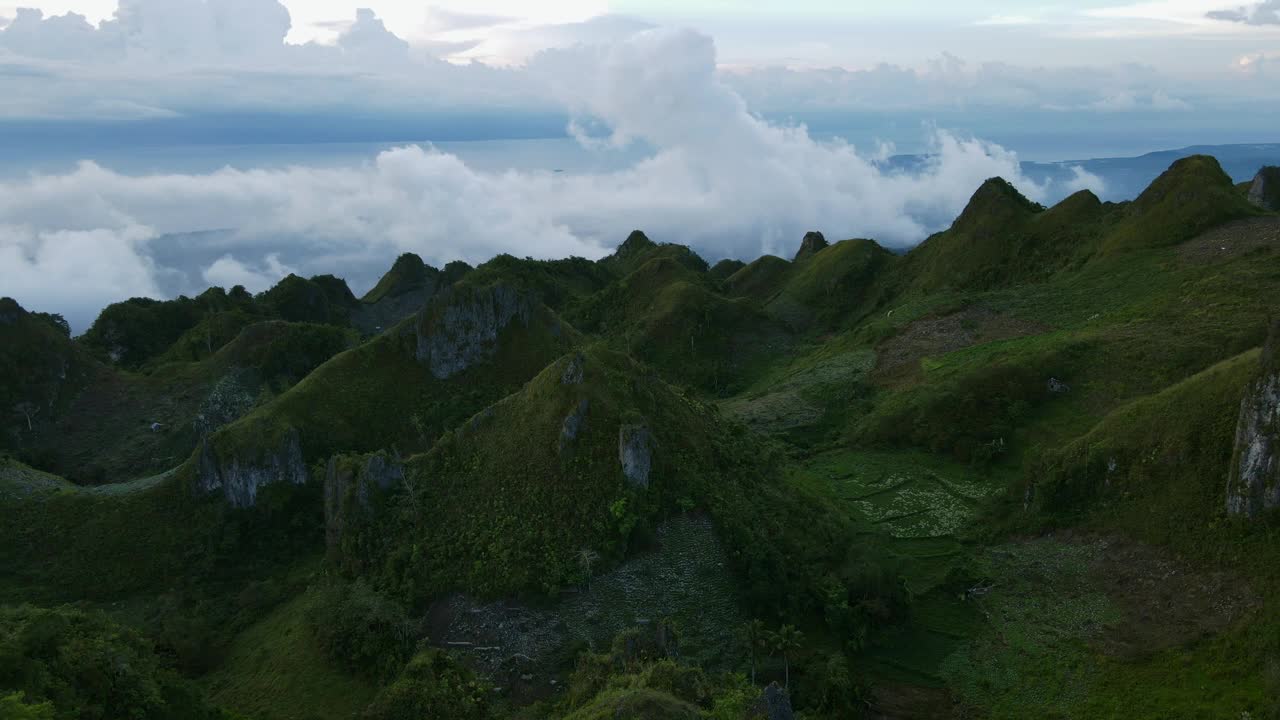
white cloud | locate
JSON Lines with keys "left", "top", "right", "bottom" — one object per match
{"left": 1089, "top": 88, "right": 1193, "bottom": 110}
{"left": 203, "top": 252, "right": 296, "bottom": 292}
{"left": 1207, "top": 0, "right": 1280, "bottom": 23}
{"left": 0, "top": 223, "right": 163, "bottom": 330}
{"left": 974, "top": 14, "right": 1041, "bottom": 26}
{"left": 423, "top": 6, "right": 515, "bottom": 33}
{"left": 0, "top": 28, "right": 1103, "bottom": 333}
{"left": 720, "top": 57, "right": 1208, "bottom": 113}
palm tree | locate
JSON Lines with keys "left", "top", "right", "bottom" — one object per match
{"left": 773, "top": 624, "right": 804, "bottom": 690}
{"left": 742, "top": 619, "right": 767, "bottom": 684}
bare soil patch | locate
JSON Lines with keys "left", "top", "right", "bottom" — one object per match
{"left": 873, "top": 307, "right": 1048, "bottom": 385}
{"left": 1177, "top": 216, "right": 1280, "bottom": 263}
{"left": 1080, "top": 533, "right": 1260, "bottom": 658}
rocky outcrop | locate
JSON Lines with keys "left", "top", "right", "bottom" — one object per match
{"left": 193, "top": 371, "right": 257, "bottom": 438}
{"left": 747, "top": 683, "right": 795, "bottom": 720}
{"left": 562, "top": 352, "right": 586, "bottom": 385}
{"left": 415, "top": 283, "right": 534, "bottom": 380}
{"left": 325, "top": 451, "right": 404, "bottom": 552}
{"left": 619, "top": 423, "right": 653, "bottom": 488}
{"left": 793, "top": 231, "right": 828, "bottom": 262}
{"left": 1248, "top": 166, "right": 1280, "bottom": 211}
{"left": 352, "top": 254, "right": 447, "bottom": 336}
{"left": 197, "top": 428, "right": 308, "bottom": 508}
{"left": 559, "top": 399, "right": 590, "bottom": 454}
{"left": 351, "top": 283, "right": 438, "bottom": 336}
{"left": 1226, "top": 319, "right": 1280, "bottom": 517}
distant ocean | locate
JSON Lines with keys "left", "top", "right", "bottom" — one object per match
{"left": 1, "top": 109, "right": 1276, "bottom": 203}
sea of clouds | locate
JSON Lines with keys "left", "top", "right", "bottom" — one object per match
{"left": 1, "top": 18, "right": 1110, "bottom": 332}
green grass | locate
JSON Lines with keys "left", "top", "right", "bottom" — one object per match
{"left": 208, "top": 289, "right": 579, "bottom": 470}
{"left": 203, "top": 591, "right": 377, "bottom": 720}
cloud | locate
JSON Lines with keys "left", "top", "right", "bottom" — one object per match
{"left": 336, "top": 7, "right": 409, "bottom": 65}
{"left": 0, "top": 28, "right": 1102, "bottom": 333}
{"left": 974, "top": 14, "right": 1041, "bottom": 26}
{"left": 0, "top": 223, "right": 163, "bottom": 331}
{"left": 453, "top": 14, "right": 655, "bottom": 65}
{"left": 203, "top": 252, "right": 296, "bottom": 292}
{"left": 1088, "top": 89, "right": 1192, "bottom": 110}
{"left": 424, "top": 6, "right": 516, "bottom": 32}
{"left": 720, "top": 56, "right": 1209, "bottom": 114}
{"left": 1208, "top": 0, "right": 1280, "bottom": 24}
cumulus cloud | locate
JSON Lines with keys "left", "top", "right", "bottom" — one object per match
{"left": 1208, "top": 0, "right": 1280, "bottom": 24}
{"left": 0, "top": 2, "right": 1272, "bottom": 121}
{"left": 0, "top": 224, "right": 163, "bottom": 330}
{"left": 0, "top": 29, "right": 1102, "bottom": 333}
{"left": 203, "top": 252, "right": 296, "bottom": 292}
{"left": 424, "top": 6, "right": 516, "bottom": 32}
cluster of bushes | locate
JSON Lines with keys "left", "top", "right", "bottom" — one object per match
{"left": 81, "top": 287, "right": 258, "bottom": 368}
{"left": 559, "top": 624, "right": 864, "bottom": 719}
{"left": 0, "top": 605, "right": 226, "bottom": 720}
{"left": 360, "top": 649, "right": 491, "bottom": 720}
{"left": 81, "top": 274, "right": 365, "bottom": 369}
{"left": 307, "top": 579, "right": 424, "bottom": 681}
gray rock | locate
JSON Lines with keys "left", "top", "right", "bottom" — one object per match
{"left": 618, "top": 423, "right": 653, "bottom": 488}
{"left": 1248, "top": 166, "right": 1280, "bottom": 211}
{"left": 559, "top": 399, "right": 590, "bottom": 454}
{"left": 1226, "top": 319, "right": 1280, "bottom": 517}
{"left": 1047, "top": 377, "right": 1071, "bottom": 394}
{"left": 793, "top": 231, "right": 828, "bottom": 262}
{"left": 325, "top": 451, "right": 404, "bottom": 551}
{"left": 747, "top": 682, "right": 795, "bottom": 720}
{"left": 193, "top": 370, "right": 257, "bottom": 438}
{"left": 561, "top": 352, "right": 586, "bottom": 385}
{"left": 197, "top": 427, "right": 308, "bottom": 508}
{"left": 416, "top": 283, "right": 533, "bottom": 379}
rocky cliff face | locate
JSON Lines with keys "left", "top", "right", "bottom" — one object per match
{"left": 324, "top": 451, "right": 403, "bottom": 553}
{"left": 619, "top": 423, "right": 653, "bottom": 488}
{"left": 1248, "top": 166, "right": 1280, "bottom": 211}
{"left": 415, "top": 283, "right": 534, "bottom": 379}
{"left": 1226, "top": 319, "right": 1280, "bottom": 517}
{"left": 350, "top": 280, "right": 438, "bottom": 337}
{"left": 197, "top": 427, "right": 308, "bottom": 508}
{"left": 793, "top": 231, "right": 829, "bottom": 262}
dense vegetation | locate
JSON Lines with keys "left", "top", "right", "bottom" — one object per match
{"left": 2, "top": 156, "right": 1278, "bottom": 719}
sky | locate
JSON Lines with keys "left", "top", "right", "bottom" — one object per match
{"left": 1, "top": 1, "right": 1278, "bottom": 331}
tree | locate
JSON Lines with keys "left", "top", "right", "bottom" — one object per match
{"left": 13, "top": 402, "right": 39, "bottom": 431}
{"left": 741, "top": 619, "right": 767, "bottom": 685}
{"left": 0, "top": 693, "right": 54, "bottom": 720}
{"left": 578, "top": 548, "right": 601, "bottom": 592}
{"left": 770, "top": 624, "right": 804, "bottom": 689}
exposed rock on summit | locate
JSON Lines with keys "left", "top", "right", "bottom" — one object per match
{"left": 793, "top": 231, "right": 829, "bottom": 262}
{"left": 1226, "top": 319, "right": 1280, "bottom": 517}
{"left": 1249, "top": 166, "right": 1280, "bottom": 211}
{"left": 415, "top": 283, "right": 534, "bottom": 380}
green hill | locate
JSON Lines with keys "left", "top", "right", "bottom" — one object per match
{"left": 4, "top": 156, "right": 1280, "bottom": 720}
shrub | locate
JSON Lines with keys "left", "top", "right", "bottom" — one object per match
{"left": 0, "top": 605, "right": 222, "bottom": 720}
{"left": 360, "top": 650, "right": 490, "bottom": 720}
{"left": 308, "top": 580, "right": 423, "bottom": 681}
